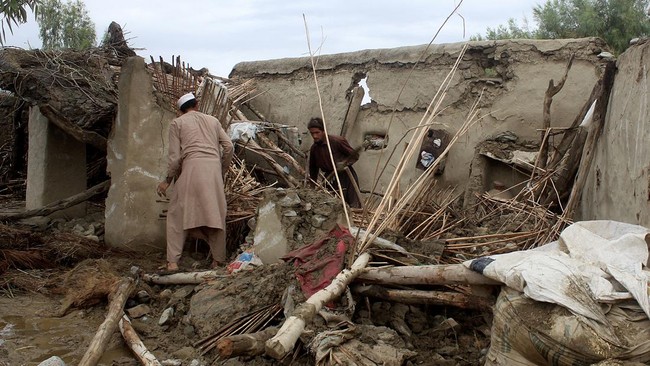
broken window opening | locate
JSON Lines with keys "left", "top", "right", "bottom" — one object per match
{"left": 363, "top": 133, "right": 387, "bottom": 150}
{"left": 358, "top": 77, "right": 372, "bottom": 105}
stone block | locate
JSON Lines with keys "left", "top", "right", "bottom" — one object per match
{"left": 253, "top": 199, "right": 289, "bottom": 264}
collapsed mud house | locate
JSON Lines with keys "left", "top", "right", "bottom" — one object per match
{"left": 0, "top": 30, "right": 649, "bottom": 365}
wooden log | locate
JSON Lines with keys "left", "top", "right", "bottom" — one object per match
{"left": 216, "top": 327, "right": 278, "bottom": 359}
{"left": 143, "top": 270, "right": 227, "bottom": 285}
{"left": 78, "top": 277, "right": 135, "bottom": 366}
{"left": 352, "top": 285, "right": 494, "bottom": 310}
{"left": 357, "top": 264, "right": 500, "bottom": 286}
{"left": 265, "top": 252, "right": 371, "bottom": 360}
{"left": 563, "top": 61, "right": 616, "bottom": 218}
{"left": 0, "top": 180, "right": 110, "bottom": 221}
{"left": 119, "top": 314, "right": 162, "bottom": 366}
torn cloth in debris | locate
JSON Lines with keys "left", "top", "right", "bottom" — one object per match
{"left": 309, "top": 323, "right": 416, "bottom": 366}
{"left": 282, "top": 225, "right": 354, "bottom": 298}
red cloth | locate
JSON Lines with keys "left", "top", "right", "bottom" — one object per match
{"left": 282, "top": 225, "right": 354, "bottom": 298}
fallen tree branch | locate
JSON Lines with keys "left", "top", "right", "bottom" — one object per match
{"left": 352, "top": 285, "right": 494, "bottom": 310}
{"left": 539, "top": 54, "right": 574, "bottom": 169}
{"left": 357, "top": 264, "right": 499, "bottom": 286}
{"left": 265, "top": 252, "right": 371, "bottom": 359}
{"left": 143, "top": 270, "right": 227, "bottom": 285}
{"left": 119, "top": 314, "right": 162, "bottom": 366}
{"left": 79, "top": 277, "right": 135, "bottom": 366}
{"left": 216, "top": 327, "right": 278, "bottom": 359}
{"left": 0, "top": 180, "right": 110, "bottom": 221}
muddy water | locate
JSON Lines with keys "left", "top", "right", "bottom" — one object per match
{"left": 0, "top": 295, "right": 133, "bottom": 365}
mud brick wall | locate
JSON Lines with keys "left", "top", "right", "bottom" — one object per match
{"left": 581, "top": 40, "right": 650, "bottom": 227}
{"left": 230, "top": 38, "right": 609, "bottom": 195}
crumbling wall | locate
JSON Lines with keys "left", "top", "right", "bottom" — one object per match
{"left": 581, "top": 40, "right": 650, "bottom": 227}
{"left": 230, "top": 38, "right": 608, "bottom": 194}
{"left": 104, "top": 57, "right": 174, "bottom": 250}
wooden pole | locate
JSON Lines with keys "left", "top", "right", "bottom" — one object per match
{"left": 78, "top": 277, "right": 135, "bottom": 366}
{"left": 256, "top": 132, "right": 306, "bottom": 176}
{"left": 240, "top": 140, "right": 299, "bottom": 187}
{"left": 0, "top": 180, "right": 110, "bottom": 220}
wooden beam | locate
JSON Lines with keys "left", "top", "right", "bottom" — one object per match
{"left": 39, "top": 104, "right": 107, "bottom": 151}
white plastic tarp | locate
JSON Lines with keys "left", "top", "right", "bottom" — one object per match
{"left": 464, "top": 220, "right": 650, "bottom": 323}
{"left": 228, "top": 122, "right": 258, "bottom": 143}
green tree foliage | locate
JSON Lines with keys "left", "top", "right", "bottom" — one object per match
{"left": 470, "top": 18, "right": 535, "bottom": 41}
{"left": 0, "top": 0, "right": 39, "bottom": 44}
{"left": 37, "top": 0, "right": 95, "bottom": 50}
{"left": 473, "top": 0, "right": 650, "bottom": 54}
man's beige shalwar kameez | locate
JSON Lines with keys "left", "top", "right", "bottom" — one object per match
{"left": 165, "top": 110, "right": 233, "bottom": 264}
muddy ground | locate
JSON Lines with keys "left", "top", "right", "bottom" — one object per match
{"left": 0, "top": 188, "right": 496, "bottom": 366}
{"left": 0, "top": 230, "right": 492, "bottom": 366}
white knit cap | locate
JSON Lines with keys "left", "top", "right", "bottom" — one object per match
{"left": 177, "top": 92, "right": 196, "bottom": 109}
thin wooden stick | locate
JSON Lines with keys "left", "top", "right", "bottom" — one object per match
{"left": 302, "top": 14, "right": 351, "bottom": 229}
{"left": 539, "top": 54, "right": 574, "bottom": 169}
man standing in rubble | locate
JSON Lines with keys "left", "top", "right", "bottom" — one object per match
{"left": 157, "top": 93, "right": 234, "bottom": 272}
{"left": 307, "top": 117, "right": 361, "bottom": 208}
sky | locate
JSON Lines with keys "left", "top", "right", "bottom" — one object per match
{"left": 4, "top": 0, "right": 542, "bottom": 77}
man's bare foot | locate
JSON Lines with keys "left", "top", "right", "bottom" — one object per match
{"left": 210, "top": 260, "right": 224, "bottom": 269}
{"left": 157, "top": 262, "right": 180, "bottom": 274}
